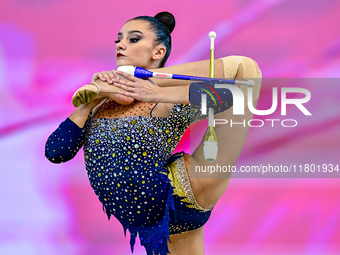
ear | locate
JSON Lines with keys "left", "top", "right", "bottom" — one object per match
{"left": 152, "top": 45, "right": 166, "bottom": 60}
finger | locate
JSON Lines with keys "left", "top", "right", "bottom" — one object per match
{"left": 98, "top": 73, "right": 107, "bottom": 82}
{"left": 105, "top": 71, "right": 116, "bottom": 83}
{"left": 108, "top": 71, "right": 116, "bottom": 81}
{"left": 117, "top": 71, "right": 139, "bottom": 82}
{"left": 113, "top": 78, "right": 137, "bottom": 88}
{"left": 117, "top": 90, "right": 139, "bottom": 99}
{"left": 102, "top": 72, "right": 112, "bottom": 83}
{"left": 113, "top": 82, "right": 135, "bottom": 92}
{"left": 112, "top": 70, "right": 118, "bottom": 80}
{"left": 92, "top": 73, "right": 99, "bottom": 82}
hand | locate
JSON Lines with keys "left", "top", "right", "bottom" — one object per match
{"left": 92, "top": 70, "right": 118, "bottom": 84}
{"left": 113, "top": 71, "right": 163, "bottom": 103}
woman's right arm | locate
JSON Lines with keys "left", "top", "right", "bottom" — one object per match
{"left": 45, "top": 99, "right": 102, "bottom": 163}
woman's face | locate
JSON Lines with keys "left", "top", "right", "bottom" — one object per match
{"left": 115, "top": 20, "right": 164, "bottom": 69}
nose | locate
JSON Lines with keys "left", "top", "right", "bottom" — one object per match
{"left": 116, "top": 39, "right": 126, "bottom": 51}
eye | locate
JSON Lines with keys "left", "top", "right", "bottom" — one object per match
{"left": 114, "top": 39, "right": 120, "bottom": 44}
{"left": 129, "top": 38, "right": 140, "bottom": 43}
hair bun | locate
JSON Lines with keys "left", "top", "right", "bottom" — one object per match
{"left": 154, "top": 11, "right": 176, "bottom": 33}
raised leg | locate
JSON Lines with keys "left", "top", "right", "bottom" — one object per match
{"left": 167, "top": 227, "right": 205, "bottom": 255}
{"left": 188, "top": 56, "right": 262, "bottom": 209}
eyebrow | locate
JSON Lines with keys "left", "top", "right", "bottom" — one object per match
{"left": 117, "top": 30, "right": 144, "bottom": 36}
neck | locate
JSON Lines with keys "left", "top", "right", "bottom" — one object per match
{"left": 147, "top": 60, "right": 162, "bottom": 70}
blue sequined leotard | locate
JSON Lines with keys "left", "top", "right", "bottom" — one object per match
{"left": 45, "top": 81, "right": 233, "bottom": 255}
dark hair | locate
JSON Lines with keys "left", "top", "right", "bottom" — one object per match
{"left": 129, "top": 11, "right": 175, "bottom": 67}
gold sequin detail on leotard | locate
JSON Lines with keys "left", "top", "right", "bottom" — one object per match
{"left": 162, "top": 157, "right": 211, "bottom": 212}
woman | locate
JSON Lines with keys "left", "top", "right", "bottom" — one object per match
{"left": 45, "top": 11, "right": 262, "bottom": 255}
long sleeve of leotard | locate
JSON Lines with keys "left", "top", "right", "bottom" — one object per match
{"left": 45, "top": 118, "right": 89, "bottom": 163}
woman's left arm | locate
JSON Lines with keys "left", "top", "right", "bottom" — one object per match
{"left": 113, "top": 71, "right": 190, "bottom": 104}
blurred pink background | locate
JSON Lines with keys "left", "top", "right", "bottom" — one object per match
{"left": 1, "top": 0, "right": 340, "bottom": 254}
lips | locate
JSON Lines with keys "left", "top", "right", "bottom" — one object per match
{"left": 117, "top": 53, "right": 125, "bottom": 57}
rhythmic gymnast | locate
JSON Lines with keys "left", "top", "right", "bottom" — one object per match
{"left": 45, "top": 11, "right": 262, "bottom": 255}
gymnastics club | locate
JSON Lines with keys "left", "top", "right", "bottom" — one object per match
{"left": 203, "top": 31, "right": 218, "bottom": 162}
{"left": 117, "top": 65, "right": 255, "bottom": 87}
